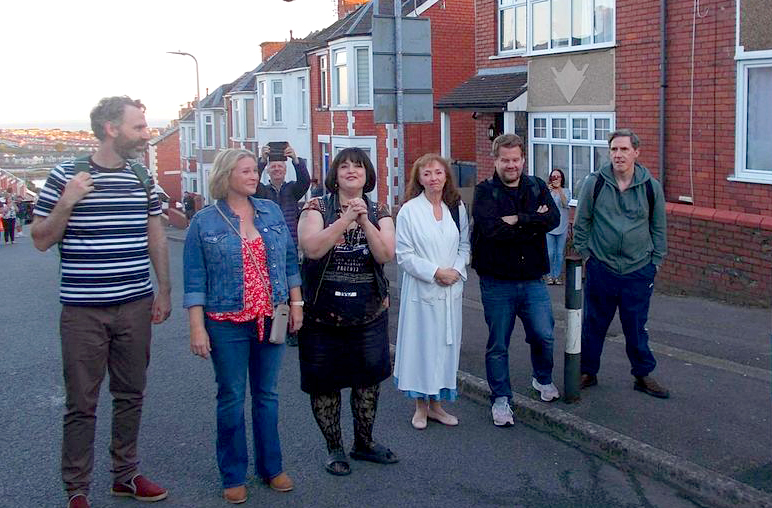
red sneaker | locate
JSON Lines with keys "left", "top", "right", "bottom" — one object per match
{"left": 111, "top": 474, "right": 168, "bottom": 502}
{"left": 67, "top": 494, "right": 90, "bottom": 508}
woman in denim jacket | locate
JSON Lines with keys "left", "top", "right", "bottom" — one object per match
{"left": 183, "top": 149, "right": 303, "bottom": 504}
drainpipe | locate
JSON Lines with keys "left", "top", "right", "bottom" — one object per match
{"left": 658, "top": 0, "right": 667, "bottom": 195}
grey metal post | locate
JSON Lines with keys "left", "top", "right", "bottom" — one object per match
{"left": 564, "top": 257, "right": 583, "bottom": 403}
{"left": 167, "top": 50, "right": 204, "bottom": 202}
{"left": 394, "top": 0, "right": 405, "bottom": 204}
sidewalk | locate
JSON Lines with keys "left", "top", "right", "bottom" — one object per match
{"left": 167, "top": 226, "right": 772, "bottom": 507}
{"left": 384, "top": 262, "right": 772, "bottom": 508}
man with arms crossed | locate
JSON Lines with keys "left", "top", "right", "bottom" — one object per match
{"left": 572, "top": 128, "right": 669, "bottom": 398}
{"left": 32, "top": 96, "right": 172, "bottom": 508}
{"left": 472, "top": 134, "right": 561, "bottom": 427}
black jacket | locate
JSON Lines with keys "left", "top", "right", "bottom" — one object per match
{"left": 471, "top": 172, "right": 560, "bottom": 280}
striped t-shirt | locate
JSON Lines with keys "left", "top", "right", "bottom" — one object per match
{"left": 34, "top": 158, "right": 162, "bottom": 306}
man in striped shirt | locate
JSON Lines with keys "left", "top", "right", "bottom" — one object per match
{"left": 32, "top": 96, "right": 171, "bottom": 508}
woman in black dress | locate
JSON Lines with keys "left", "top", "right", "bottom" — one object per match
{"left": 297, "top": 148, "right": 397, "bottom": 476}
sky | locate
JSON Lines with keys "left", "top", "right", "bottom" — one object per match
{"left": 1, "top": 0, "right": 338, "bottom": 130}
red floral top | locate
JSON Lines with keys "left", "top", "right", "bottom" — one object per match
{"left": 207, "top": 236, "right": 273, "bottom": 341}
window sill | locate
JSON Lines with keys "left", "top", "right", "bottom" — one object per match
{"left": 727, "top": 175, "right": 772, "bottom": 185}
{"left": 528, "top": 41, "right": 615, "bottom": 58}
{"left": 489, "top": 52, "right": 526, "bottom": 60}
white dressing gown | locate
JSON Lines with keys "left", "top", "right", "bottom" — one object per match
{"left": 394, "top": 192, "right": 470, "bottom": 399}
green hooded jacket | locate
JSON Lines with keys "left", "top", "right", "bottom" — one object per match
{"left": 572, "top": 162, "right": 667, "bottom": 275}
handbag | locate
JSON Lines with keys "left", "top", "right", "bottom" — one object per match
{"left": 215, "top": 203, "right": 289, "bottom": 344}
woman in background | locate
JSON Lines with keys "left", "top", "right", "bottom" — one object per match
{"left": 546, "top": 168, "right": 570, "bottom": 284}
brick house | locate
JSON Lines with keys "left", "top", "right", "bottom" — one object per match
{"left": 437, "top": 0, "right": 771, "bottom": 305}
{"left": 226, "top": 67, "right": 260, "bottom": 155}
{"left": 196, "top": 83, "right": 234, "bottom": 202}
{"left": 147, "top": 125, "right": 181, "bottom": 205}
{"left": 254, "top": 40, "right": 318, "bottom": 180}
{"left": 304, "top": 0, "right": 476, "bottom": 206}
{"left": 178, "top": 109, "right": 200, "bottom": 196}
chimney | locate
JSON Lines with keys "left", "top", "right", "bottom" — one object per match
{"left": 260, "top": 41, "right": 287, "bottom": 62}
{"left": 338, "top": 0, "right": 368, "bottom": 19}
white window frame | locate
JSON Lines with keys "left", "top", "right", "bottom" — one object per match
{"left": 320, "top": 55, "right": 329, "bottom": 108}
{"left": 329, "top": 39, "right": 373, "bottom": 111}
{"left": 232, "top": 99, "right": 242, "bottom": 139}
{"left": 258, "top": 81, "right": 268, "bottom": 124}
{"left": 332, "top": 48, "right": 349, "bottom": 107}
{"left": 355, "top": 45, "right": 372, "bottom": 107}
{"left": 272, "top": 80, "right": 284, "bottom": 124}
{"left": 527, "top": 0, "right": 615, "bottom": 56}
{"left": 732, "top": 56, "right": 772, "bottom": 185}
{"left": 497, "top": 0, "right": 528, "bottom": 56}
{"left": 529, "top": 112, "right": 615, "bottom": 204}
{"left": 298, "top": 76, "right": 308, "bottom": 126}
{"left": 180, "top": 127, "right": 188, "bottom": 158}
{"left": 202, "top": 113, "right": 214, "bottom": 149}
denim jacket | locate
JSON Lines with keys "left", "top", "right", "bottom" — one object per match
{"left": 183, "top": 197, "right": 301, "bottom": 312}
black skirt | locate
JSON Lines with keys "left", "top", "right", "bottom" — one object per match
{"left": 298, "top": 311, "right": 391, "bottom": 393}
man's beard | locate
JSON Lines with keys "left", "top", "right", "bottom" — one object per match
{"left": 116, "top": 137, "right": 146, "bottom": 161}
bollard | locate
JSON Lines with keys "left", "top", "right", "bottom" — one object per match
{"left": 563, "top": 257, "right": 583, "bottom": 403}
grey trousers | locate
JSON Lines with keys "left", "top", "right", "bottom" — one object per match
{"left": 59, "top": 296, "right": 153, "bottom": 497}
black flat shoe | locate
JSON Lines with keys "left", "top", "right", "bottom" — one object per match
{"left": 324, "top": 449, "right": 351, "bottom": 476}
{"left": 349, "top": 442, "right": 399, "bottom": 464}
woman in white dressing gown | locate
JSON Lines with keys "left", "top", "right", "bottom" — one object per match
{"left": 394, "top": 154, "right": 470, "bottom": 430}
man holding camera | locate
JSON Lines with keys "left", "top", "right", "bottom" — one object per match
{"left": 255, "top": 143, "right": 310, "bottom": 347}
{"left": 255, "top": 143, "right": 310, "bottom": 248}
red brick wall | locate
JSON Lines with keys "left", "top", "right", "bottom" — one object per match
{"left": 154, "top": 131, "right": 182, "bottom": 205}
{"left": 475, "top": 113, "right": 497, "bottom": 180}
{"left": 309, "top": 52, "right": 330, "bottom": 182}
{"left": 616, "top": 0, "right": 772, "bottom": 217}
{"left": 474, "top": 0, "right": 528, "bottom": 71}
{"left": 660, "top": 203, "right": 772, "bottom": 306}
{"left": 616, "top": 0, "right": 772, "bottom": 304}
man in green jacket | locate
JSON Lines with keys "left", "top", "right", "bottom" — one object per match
{"left": 572, "top": 128, "right": 669, "bottom": 398}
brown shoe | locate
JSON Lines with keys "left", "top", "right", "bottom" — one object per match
{"left": 67, "top": 494, "right": 90, "bottom": 508}
{"left": 223, "top": 485, "right": 247, "bottom": 504}
{"left": 634, "top": 376, "right": 670, "bottom": 399}
{"left": 267, "top": 472, "right": 294, "bottom": 492}
{"left": 580, "top": 374, "right": 598, "bottom": 389}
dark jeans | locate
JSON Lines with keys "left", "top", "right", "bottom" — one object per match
{"left": 2, "top": 218, "right": 15, "bottom": 243}
{"left": 581, "top": 258, "right": 657, "bottom": 378}
{"left": 479, "top": 276, "right": 555, "bottom": 401}
{"left": 205, "top": 318, "right": 285, "bottom": 489}
{"left": 59, "top": 297, "right": 153, "bottom": 497}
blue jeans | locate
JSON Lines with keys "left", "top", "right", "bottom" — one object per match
{"left": 479, "top": 276, "right": 555, "bottom": 401}
{"left": 546, "top": 232, "right": 567, "bottom": 279}
{"left": 581, "top": 258, "right": 657, "bottom": 378}
{"left": 205, "top": 318, "right": 285, "bottom": 488}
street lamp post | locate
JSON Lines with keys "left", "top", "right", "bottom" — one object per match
{"left": 167, "top": 50, "right": 205, "bottom": 203}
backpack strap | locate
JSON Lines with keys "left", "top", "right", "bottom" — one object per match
{"left": 72, "top": 155, "right": 153, "bottom": 201}
{"left": 449, "top": 202, "right": 460, "bottom": 232}
{"left": 73, "top": 155, "right": 91, "bottom": 174}
{"left": 129, "top": 160, "right": 154, "bottom": 201}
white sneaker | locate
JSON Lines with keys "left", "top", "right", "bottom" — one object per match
{"left": 532, "top": 378, "right": 560, "bottom": 402}
{"left": 491, "top": 398, "right": 514, "bottom": 427}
